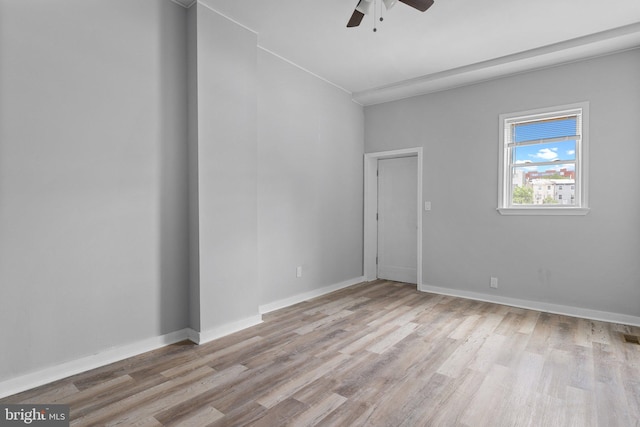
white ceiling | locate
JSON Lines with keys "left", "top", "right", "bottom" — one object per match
{"left": 196, "top": 0, "right": 640, "bottom": 105}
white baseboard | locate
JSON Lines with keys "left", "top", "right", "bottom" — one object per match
{"left": 0, "top": 328, "right": 192, "bottom": 400}
{"left": 1, "top": 311, "right": 267, "bottom": 399}
{"left": 419, "top": 283, "right": 640, "bottom": 327}
{"left": 259, "top": 276, "right": 366, "bottom": 314}
{"left": 1, "top": 278, "right": 365, "bottom": 398}
{"left": 12, "top": 279, "right": 631, "bottom": 400}
{"left": 190, "top": 314, "right": 263, "bottom": 345}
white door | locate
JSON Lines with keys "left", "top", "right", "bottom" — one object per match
{"left": 377, "top": 157, "right": 417, "bottom": 284}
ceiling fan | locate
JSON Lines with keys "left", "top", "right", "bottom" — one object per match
{"left": 347, "top": 0, "right": 434, "bottom": 28}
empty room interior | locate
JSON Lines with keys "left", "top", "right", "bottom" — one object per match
{"left": 1, "top": 0, "right": 640, "bottom": 425}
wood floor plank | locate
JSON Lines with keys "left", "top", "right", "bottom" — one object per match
{"left": 207, "top": 401, "right": 267, "bottom": 427}
{"left": 244, "top": 398, "right": 308, "bottom": 427}
{"left": 421, "top": 368, "right": 487, "bottom": 426}
{"left": 164, "top": 404, "right": 224, "bottom": 427}
{"left": 366, "top": 321, "right": 417, "bottom": 354}
{"left": 460, "top": 363, "right": 512, "bottom": 427}
{"left": 365, "top": 303, "right": 414, "bottom": 328}
{"left": 319, "top": 400, "right": 375, "bottom": 426}
{"left": 293, "top": 309, "right": 354, "bottom": 335}
{"left": 207, "top": 353, "right": 319, "bottom": 414}
{"left": 565, "top": 385, "right": 597, "bottom": 427}
{"left": 466, "top": 332, "right": 507, "bottom": 373}
{"left": 255, "top": 353, "right": 350, "bottom": 409}
{"left": 69, "top": 371, "right": 180, "bottom": 419}
{"left": 101, "top": 367, "right": 236, "bottom": 427}
{"left": 72, "top": 341, "right": 195, "bottom": 391}
{"left": 2, "top": 279, "right": 639, "bottom": 426}
{"left": 16, "top": 381, "right": 80, "bottom": 405}
{"left": 56, "top": 374, "right": 134, "bottom": 406}
{"left": 338, "top": 322, "right": 396, "bottom": 355}
{"left": 287, "top": 393, "right": 346, "bottom": 426}
{"left": 128, "top": 416, "right": 163, "bottom": 427}
{"left": 70, "top": 365, "right": 221, "bottom": 426}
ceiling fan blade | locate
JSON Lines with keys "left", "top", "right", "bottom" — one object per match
{"left": 398, "top": 0, "right": 434, "bottom": 12}
{"left": 347, "top": 9, "right": 365, "bottom": 27}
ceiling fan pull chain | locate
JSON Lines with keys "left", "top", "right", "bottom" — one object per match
{"left": 373, "top": 0, "right": 378, "bottom": 32}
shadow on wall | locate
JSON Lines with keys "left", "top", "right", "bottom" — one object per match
{"left": 157, "top": 1, "right": 190, "bottom": 335}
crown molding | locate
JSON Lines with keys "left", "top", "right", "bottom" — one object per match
{"left": 353, "top": 22, "right": 640, "bottom": 106}
{"left": 170, "top": 0, "right": 196, "bottom": 8}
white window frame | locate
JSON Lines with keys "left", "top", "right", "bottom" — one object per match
{"left": 498, "top": 102, "right": 590, "bottom": 216}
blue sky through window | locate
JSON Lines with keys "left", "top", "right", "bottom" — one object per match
{"left": 514, "top": 117, "right": 577, "bottom": 142}
{"left": 512, "top": 117, "right": 577, "bottom": 172}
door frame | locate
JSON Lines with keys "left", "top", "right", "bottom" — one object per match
{"left": 364, "top": 148, "right": 423, "bottom": 288}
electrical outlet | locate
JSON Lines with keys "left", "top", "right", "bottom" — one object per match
{"left": 490, "top": 277, "right": 498, "bottom": 289}
{"left": 296, "top": 266, "right": 302, "bottom": 278}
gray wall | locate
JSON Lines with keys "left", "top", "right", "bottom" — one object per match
{"left": 0, "top": 0, "right": 189, "bottom": 381}
{"left": 0, "top": 0, "right": 365, "bottom": 384}
{"left": 190, "top": 4, "right": 365, "bottom": 319}
{"left": 257, "top": 50, "right": 364, "bottom": 305}
{"left": 365, "top": 49, "right": 640, "bottom": 317}
{"left": 192, "top": 4, "right": 260, "bottom": 331}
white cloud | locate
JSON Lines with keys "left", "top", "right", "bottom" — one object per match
{"left": 529, "top": 148, "right": 559, "bottom": 160}
{"left": 567, "top": 149, "right": 575, "bottom": 155}
{"left": 514, "top": 160, "right": 537, "bottom": 171}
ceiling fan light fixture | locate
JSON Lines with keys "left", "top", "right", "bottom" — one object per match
{"left": 383, "top": 0, "right": 398, "bottom": 10}
{"left": 356, "top": 0, "right": 374, "bottom": 15}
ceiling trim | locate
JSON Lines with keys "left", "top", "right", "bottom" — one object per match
{"left": 258, "top": 46, "right": 353, "bottom": 97}
{"left": 170, "top": 0, "right": 196, "bottom": 8}
{"left": 198, "top": 2, "right": 258, "bottom": 35}
{"left": 353, "top": 22, "right": 640, "bottom": 106}
{"left": 183, "top": 1, "right": 356, "bottom": 101}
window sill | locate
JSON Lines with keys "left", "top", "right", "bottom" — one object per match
{"left": 497, "top": 207, "right": 590, "bottom": 216}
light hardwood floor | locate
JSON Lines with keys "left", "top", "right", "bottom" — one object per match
{"left": 2, "top": 280, "right": 640, "bottom": 426}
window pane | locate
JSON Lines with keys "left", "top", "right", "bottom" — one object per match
{"left": 513, "top": 116, "right": 577, "bottom": 142}
{"left": 511, "top": 163, "right": 576, "bottom": 206}
{"left": 513, "top": 140, "right": 576, "bottom": 163}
